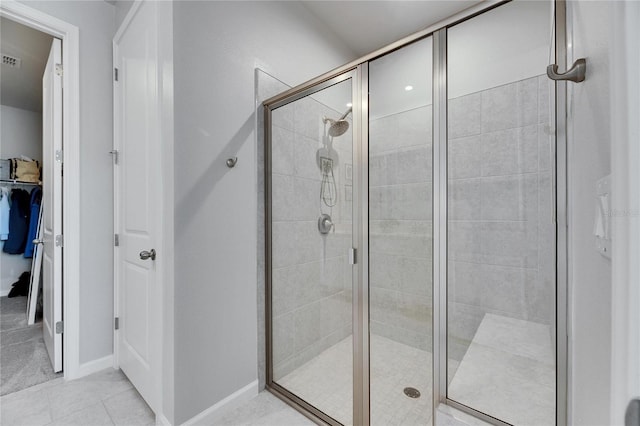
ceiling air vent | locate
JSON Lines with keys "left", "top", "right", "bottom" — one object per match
{"left": 2, "top": 54, "right": 21, "bottom": 68}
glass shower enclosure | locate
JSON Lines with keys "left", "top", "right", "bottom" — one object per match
{"left": 266, "top": 74, "right": 356, "bottom": 425}
{"left": 264, "top": 1, "right": 564, "bottom": 425}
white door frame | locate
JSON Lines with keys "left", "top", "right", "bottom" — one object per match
{"left": 0, "top": 0, "right": 81, "bottom": 379}
{"left": 112, "top": 0, "right": 174, "bottom": 421}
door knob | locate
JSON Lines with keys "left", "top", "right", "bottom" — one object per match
{"left": 139, "top": 249, "right": 156, "bottom": 261}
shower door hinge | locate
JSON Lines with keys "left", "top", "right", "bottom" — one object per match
{"left": 114, "top": 234, "right": 119, "bottom": 247}
{"left": 55, "top": 321, "right": 64, "bottom": 334}
{"left": 114, "top": 317, "right": 120, "bottom": 330}
{"left": 55, "top": 150, "right": 63, "bottom": 163}
{"left": 114, "top": 67, "right": 119, "bottom": 81}
{"left": 55, "top": 235, "right": 64, "bottom": 247}
{"left": 349, "top": 248, "right": 357, "bottom": 265}
{"left": 55, "top": 63, "right": 63, "bottom": 77}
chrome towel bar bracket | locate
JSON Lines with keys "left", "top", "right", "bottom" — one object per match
{"left": 547, "top": 58, "right": 586, "bottom": 83}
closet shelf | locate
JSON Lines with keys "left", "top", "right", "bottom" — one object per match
{"left": 0, "top": 179, "right": 42, "bottom": 186}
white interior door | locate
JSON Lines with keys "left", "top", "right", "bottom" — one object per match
{"left": 114, "top": 0, "right": 161, "bottom": 412}
{"left": 42, "top": 37, "right": 63, "bottom": 373}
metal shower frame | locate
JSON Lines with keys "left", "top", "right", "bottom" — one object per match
{"left": 263, "top": 0, "right": 569, "bottom": 424}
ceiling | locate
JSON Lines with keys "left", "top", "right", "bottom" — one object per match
{"left": 2, "top": 1, "right": 491, "bottom": 115}
{"left": 302, "top": 0, "right": 481, "bottom": 57}
{"left": 1, "top": 17, "right": 54, "bottom": 113}
{"left": 300, "top": 0, "right": 482, "bottom": 118}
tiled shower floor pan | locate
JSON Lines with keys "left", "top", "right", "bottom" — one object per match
{"left": 277, "top": 334, "right": 437, "bottom": 425}
{"left": 275, "top": 314, "right": 554, "bottom": 426}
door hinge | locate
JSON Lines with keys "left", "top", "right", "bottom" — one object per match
{"left": 55, "top": 235, "right": 64, "bottom": 247}
{"left": 349, "top": 248, "right": 357, "bottom": 265}
{"left": 114, "top": 234, "right": 119, "bottom": 247}
{"left": 114, "top": 67, "right": 118, "bottom": 81}
{"left": 55, "top": 63, "right": 63, "bottom": 76}
{"left": 109, "top": 150, "right": 119, "bottom": 165}
{"left": 55, "top": 321, "right": 64, "bottom": 334}
{"left": 55, "top": 150, "right": 63, "bottom": 163}
{"left": 114, "top": 317, "right": 120, "bottom": 330}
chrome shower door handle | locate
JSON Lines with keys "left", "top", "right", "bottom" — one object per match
{"left": 139, "top": 249, "right": 156, "bottom": 261}
{"left": 547, "top": 58, "right": 586, "bottom": 83}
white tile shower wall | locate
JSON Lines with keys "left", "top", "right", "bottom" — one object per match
{"left": 369, "top": 105, "right": 433, "bottom": 352}
{"left": 270, "top": 96, "right": 353, "bottom": 380}
{"left": 448, "top": 75, "right": 555, "bottom": 360}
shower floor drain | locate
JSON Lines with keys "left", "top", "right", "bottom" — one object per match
{"left": 403, "top": 387, "right": 421, "bottom": 398}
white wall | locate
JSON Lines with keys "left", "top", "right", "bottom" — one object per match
{"left": 448, "top": 0, "right": 551, "bottom": 99}
{"left": 568, "top": 1, "right": 613, "bottom": 425}
{"left": 610, "top": 2, "right": 640, "bottom": 424}
{"left": 172, "top": 1, "right": 355, "bottom": 423}
{"left": 114, "top": 0, "right": 133, "bottom": 29}
{"left": 0, "top": 105, "right": 42, "bottom": 296}
{"left": 0, "top": 105, "right": 43, "bottom": 160}
{"left": 15, "top": 0, "right": 116, "bottom": 364}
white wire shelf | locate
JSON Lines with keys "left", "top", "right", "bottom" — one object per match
{"left": 0, "top": 179, "right": 42, "bottom": 186}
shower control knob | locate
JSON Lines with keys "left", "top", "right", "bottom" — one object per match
{"left": 318, "top": 214, "right": 333, "bottom": 235}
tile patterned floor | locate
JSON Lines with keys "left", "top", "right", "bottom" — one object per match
{"left": 0, "top": 313, "right": 553, "bottom": 426}
{"left": 211, "top": 391, "right": 315, "bottom": 426}
{"left": 0, "top": 368, "right": 154, "bottom": 426}
{"left": 211, "top": 391, "right": 481, "bottom": 426}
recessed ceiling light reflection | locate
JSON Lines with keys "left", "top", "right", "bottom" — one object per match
{"left": 346, "top": 103, "right": 353, "bottom": 107}
{"left": 405, "top": 85, "right": 414, "bottom": 91}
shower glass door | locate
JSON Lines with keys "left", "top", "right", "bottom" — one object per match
{"left": 267, "top": 74, "right": 355, "bottom": 425}
{"left": 266, "top": 2, "right": 562, "bottom": 425}
{"left": 368, "top": 36, "right": 434, "bottom": 425}
{"left": 446, "top": 1, "right": 557, "bottom": 424}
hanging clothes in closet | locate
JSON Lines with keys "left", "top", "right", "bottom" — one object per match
{"left": 2, "top": 188, "right": 30, "bottom": 254}
{"left": 0, "top": 187, "right": 10, "bottom": 240}
{"left": 24, "top": 187, "right": 42, "bottom": 258}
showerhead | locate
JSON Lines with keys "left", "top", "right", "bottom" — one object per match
{"left": 324, "top": 107, "right": 352, "bottom": 137}
{"left": 327, "top": 119, "right": 350, "bottom": 137}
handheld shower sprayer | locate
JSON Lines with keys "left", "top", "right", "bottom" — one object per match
{"left": 317, "top": 106, "right": 352, "bottom": 210}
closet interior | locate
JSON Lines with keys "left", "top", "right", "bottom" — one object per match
{"left": 0, "top": 17, "right": 59, "bottom": 396}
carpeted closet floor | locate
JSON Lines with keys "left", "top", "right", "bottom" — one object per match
{"left": 0, "top": 296, "right": 61, "bottom": 396}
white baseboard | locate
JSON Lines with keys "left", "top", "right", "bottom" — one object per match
{"left": 181, "top": 380, "right": 259, "bottom": 426}
{"left": 73, "top": 355, "right": 114, "bottom": 379}
{"left": 156, "top": 412, "right": 172, "bottom": 426}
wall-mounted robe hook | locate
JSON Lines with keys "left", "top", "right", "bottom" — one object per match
{"left": 547, "top": 58, "right": 586, "bottom": 83}
{"left": 226, "top": 157, "right": 238, "bottom": 168}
